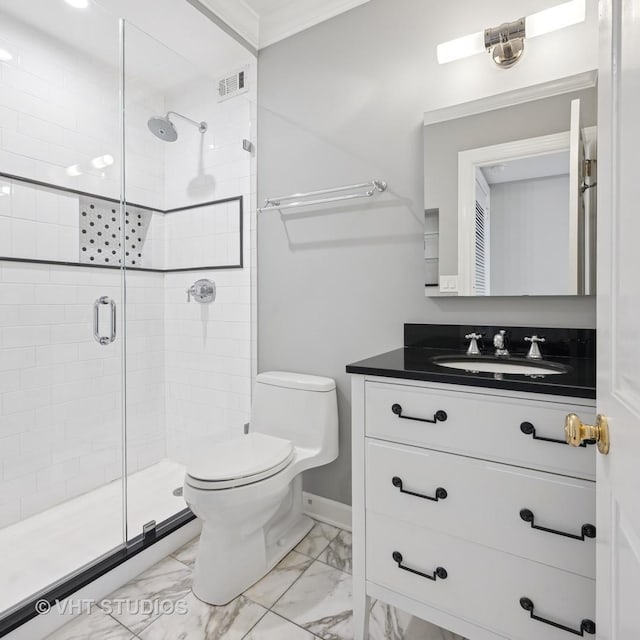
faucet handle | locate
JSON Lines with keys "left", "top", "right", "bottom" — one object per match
{"left": 524, "top": 335, "right": 545, "bottom": 360}
{"left": 465, "top": 332, "right": 483, "bottom": 355}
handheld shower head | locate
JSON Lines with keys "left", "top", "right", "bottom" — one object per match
{"left": 147, "top": 111, "right": 208, "bottom": 142}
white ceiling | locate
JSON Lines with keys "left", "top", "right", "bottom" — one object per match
{"left": 481, "top": 150, "right": 570, "bottom": 185}
{"left": 195, "top": 0, "right": 370, "bottom": 50}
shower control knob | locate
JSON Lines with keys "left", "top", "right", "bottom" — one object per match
{"left": 186, "top": 279, "right": 216, "bottom": 303}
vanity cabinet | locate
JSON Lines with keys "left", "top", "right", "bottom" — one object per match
{"left": 351, "top": 376, "right": 597, "bottom": 640}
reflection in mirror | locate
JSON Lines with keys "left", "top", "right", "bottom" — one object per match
{"left": 423, "top": 77, "right": 597, "bottom": 297}
{"left": 473, "top": 150, "right": 572, "bottom": 296}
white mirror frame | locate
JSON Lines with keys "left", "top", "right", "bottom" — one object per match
{"left": 457, "top": 131, "right": 570, "bottom": 296}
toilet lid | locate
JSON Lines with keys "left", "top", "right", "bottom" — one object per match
{"left": 186, "top": 433, "right": 294, "bottom": 482}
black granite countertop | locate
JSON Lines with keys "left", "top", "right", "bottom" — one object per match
{"left": 346, "top": 324, "right": 596, "bottom": 399}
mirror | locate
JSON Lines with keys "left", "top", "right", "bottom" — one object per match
{"left": 423, "top": 75, "right": 597, "bottom": 297}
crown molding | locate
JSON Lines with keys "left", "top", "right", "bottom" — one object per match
{"left": 258, "top": 0, "right": 370, "bottom": 48}
{"left": 423, "top": 70, "right": 597, "bottom": 125}
{"left": 194, "top": 0, "right": 260, "bottom": 50}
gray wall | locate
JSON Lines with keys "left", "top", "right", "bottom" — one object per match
{"left": 257, "top": 0, "right": 597, "bottom": 506}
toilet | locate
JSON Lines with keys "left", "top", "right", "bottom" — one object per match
{"left": 183, "top": 371, "right": 339, "bottom": 605}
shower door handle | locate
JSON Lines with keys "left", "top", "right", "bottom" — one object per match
{"left": 93, "top": 296, "right": 116, "bottom": 345}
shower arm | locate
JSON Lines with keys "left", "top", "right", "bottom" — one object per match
{"left": 166, "top": 111, "right": 208, "bottom": 133}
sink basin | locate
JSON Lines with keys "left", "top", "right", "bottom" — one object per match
{"left": 431, "top": 355, "right": 567, "bottom": 376}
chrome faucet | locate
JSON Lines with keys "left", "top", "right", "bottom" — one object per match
{"left": 493, "top": 330, "right": 510, "bottom": 357}
{"left": 524, "top": 335, "right": 546, "bottom": 360}
{"left": 465, "top": 332, "right": 483, "bottom": 355}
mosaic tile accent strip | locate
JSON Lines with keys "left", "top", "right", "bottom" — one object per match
{"left": 79, "top": 196, "right": 152, "bottom": 267}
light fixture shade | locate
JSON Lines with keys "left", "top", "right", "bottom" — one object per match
{"left": 437, "top": 31, "right": 484, "bottom": 64}
{"left": 436, "top": 0, "right": 586, "bottom": 65}
{"left": 526, "top": 0, "right": 586, "bottom": 39}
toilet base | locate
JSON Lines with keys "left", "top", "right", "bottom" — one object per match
{"left": 190, "top": 478, "right": 314, "bottom": 605}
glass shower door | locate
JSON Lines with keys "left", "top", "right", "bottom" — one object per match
{"left": 121, "top": 21, "right": 254, "bottom": 543}
{"left": 0, "top": 0, "right": 126, "bottom": 618}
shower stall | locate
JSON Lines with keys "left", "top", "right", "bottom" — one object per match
{"left": 0, "top": 0, "right": 255, "bottom": 632}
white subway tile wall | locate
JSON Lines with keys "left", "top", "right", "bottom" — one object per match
{"left": 163, "top": 201, "right": 241, "bottom": 270}
{"left": 0, "top": 9, "right": 255, "bottom": 527}
{"left": 0, "top": 262, "right": 124, "bottom": 528}
{"left": 164, "top": 266, "right": 252, "bottom": 464}
{"left": 0, "top": 179, "right": 79, "bottom": 264}
{"left": 0, "top": 11, "right": 165, "bottom": 207}
{"left": 163, "top": 83, "right": 252, "bottom": 210}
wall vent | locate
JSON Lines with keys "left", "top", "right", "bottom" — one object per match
{"left": 217, "top": 67, "right": 249, "bottom": 102}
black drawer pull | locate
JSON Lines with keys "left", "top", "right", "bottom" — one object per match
{"left": 520, "top": 597, "right": 595, "bottom": 636}
{"left": 392, "top": 551, "right": 447, "bottom": 581}
{"left": 392, "top": 404, "right": 447, "bottom": 424}
{"left": 520, "top": 421, "right": 589, "bottom": 447}
{"left": 392, "top": 476, "right": 447, "bottom": 501}
{"left": 520, "top": 509, "right": 596, "bottom": 540}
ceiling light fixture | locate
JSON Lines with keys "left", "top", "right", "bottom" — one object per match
{"left": 0, "top": 49, "right": 13, "bottom": 62}
{"left": 65, "top": 0, "right": 89, "bottom": 8}
{"left": 437, "top": 0, "right": 586, "bottom": 68}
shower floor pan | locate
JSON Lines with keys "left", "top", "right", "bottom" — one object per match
{"left": 0, "top": 459, "right": 186, "bottom": 616}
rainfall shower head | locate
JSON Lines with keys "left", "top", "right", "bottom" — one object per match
{"left": 148, "top": 115, "right": 178, "bottom": 142}
{"left": 147, "top": 111, "right": 208, "bottom": 142}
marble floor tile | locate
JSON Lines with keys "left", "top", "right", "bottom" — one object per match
{"left": 244, "top": 550, "right": 314, "bottom": 608}
{"left": 171, "top": 535, "right": 199, "bottom": 569}
{"left": 99, "top": 555, "right": 193, "bottom": 635}
{"left": 138, "top": 593, "right": 267, "bottom": 640}
{"left": 272, "top": 560, "right": 352, "bottom": 640}
{"left": 368, "top": 600, "right": 467, "bottom": 640}
{"left": 318, "top": 530, "right": 352, "bottom": 574}
{"left": 41, "top": 524, "right": 465, "bottom": 640}
{"left": 294, "top": 522, "right": 341, "bottom": 559}
{"left": 44, "top": 608, "right": 134, "bottom": 640}
{"left": 244, "top": 611, "right": 317, "bottom": 640}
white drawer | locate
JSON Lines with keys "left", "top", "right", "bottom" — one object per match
{"left": 366, "top": 512, "right": 596, "bottom": 640}
{"left": 365, "top": 439, "right": 596, "bottom": 577}
{"left": 365, "top": 380, "right": 596, "bottom": 479}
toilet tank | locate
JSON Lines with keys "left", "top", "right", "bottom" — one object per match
{"left": 251, "top": 371, "right": 338, "bottom": 463}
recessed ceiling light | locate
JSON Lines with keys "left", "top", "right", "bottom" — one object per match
{"left": 66, "top": 164, "right": 83, "bottom": 177}
{"left": 65, "top": 0, "right": 89, "bottom": 8}
{"left": 0, "top": 49, "right": 13, "bottom": 62}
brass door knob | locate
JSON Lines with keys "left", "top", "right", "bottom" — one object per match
{"left": 565, "top": 413, "right": 610, "bottom": 454}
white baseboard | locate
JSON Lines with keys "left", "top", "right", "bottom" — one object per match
{"left": 302, "top": 492, "right": 352, "bottom": 531}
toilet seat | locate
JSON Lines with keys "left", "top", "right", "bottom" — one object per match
{"left": 185, "top": 432, "right": 295, "bottom": 490}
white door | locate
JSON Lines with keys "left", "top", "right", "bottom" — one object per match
{"left": 569, "top": 98, "right": 586, "bottom": 294}
{"left": 591, "top": 0, "right": 640, "bottom": 638}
